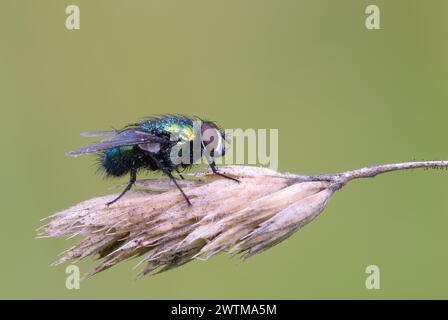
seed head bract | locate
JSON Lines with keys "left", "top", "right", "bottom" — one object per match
{"left": 39, "top": 161, "right": 448, "bottom": 279}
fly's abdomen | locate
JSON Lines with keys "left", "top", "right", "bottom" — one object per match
{"left": 102, "top": 146, "right": 135, "bottom": 177}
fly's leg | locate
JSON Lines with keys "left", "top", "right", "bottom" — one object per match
{"left": 148, "top": 154, "right": 192, "bottom": 206}
{"left": 175, "top": 167, "right": 185, "bottom": 180}
{"left": 210, "top": 161, "right": 240, "bottom": 183}
{"left": 204, "top": 154, "right": 240, "bottom": 183}
{"left": 107, "top": 168, "right": 137, "bottom": 206}
{"left": 166, "top": 171, "right": 191, "bottom": 206}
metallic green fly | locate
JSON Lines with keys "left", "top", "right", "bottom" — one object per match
{"left": 67, "top": 115, "right": 239, "bottom": 206}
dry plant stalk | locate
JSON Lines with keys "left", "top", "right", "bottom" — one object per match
{"left": 38, "top": 161, "right": 448, "bottom": 279}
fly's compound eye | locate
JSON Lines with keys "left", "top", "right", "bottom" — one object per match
{"left": 201, "top": 122, "right": 224, "bottom": 157}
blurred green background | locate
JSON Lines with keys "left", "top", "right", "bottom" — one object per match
{"left": 1, "top": 0, "right": 447, "bottom": 299}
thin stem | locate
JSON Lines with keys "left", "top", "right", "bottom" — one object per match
{"left": 303, "top": 160, "right": 448, "bottom": 185}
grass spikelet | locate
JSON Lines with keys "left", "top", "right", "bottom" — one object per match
{"left": 39, "top": 161, "right": 448, "bottom": 278}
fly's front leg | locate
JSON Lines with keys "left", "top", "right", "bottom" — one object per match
{"left": 175, "top": 167, "right": 185, "bottom": 180}
{"left": 204, "top": 154, "right": 240, "bottom": 183}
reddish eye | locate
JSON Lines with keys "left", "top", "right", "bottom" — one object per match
{"left": 200, "top": 122, "right": 216, "bottom": 145}
{"left": 201, "top": 122, "right": 224, "bottom": 157}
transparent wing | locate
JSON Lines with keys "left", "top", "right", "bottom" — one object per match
{"left": 66, "top": 128, "right": 173, "bottom": 156}
{"left": 80, "top": 130, "right": 118, "bottom": 137}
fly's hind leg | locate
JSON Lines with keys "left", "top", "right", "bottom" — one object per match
{"left": 107, "top": 168, "right": 137, "bottom": 206}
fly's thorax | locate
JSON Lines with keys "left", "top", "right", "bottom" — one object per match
{"left": 165, "top": 123, "right": 195, "bottom": 144}
{"left": 135, "top": 116, "right": 227, "bottom": 167}
{"left": 146, "top": 115, "right": 195, "bottom": 142}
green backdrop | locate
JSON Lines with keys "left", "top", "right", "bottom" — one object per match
{"left": 1, "top": 0, "right": 447, "bottom": 299}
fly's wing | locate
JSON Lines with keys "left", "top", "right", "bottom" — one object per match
{"left": 80, "top": 130, "right": 118, "bottom": 137}
{"left": 66, "top": 128, "right": 173, "bottom": 156}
